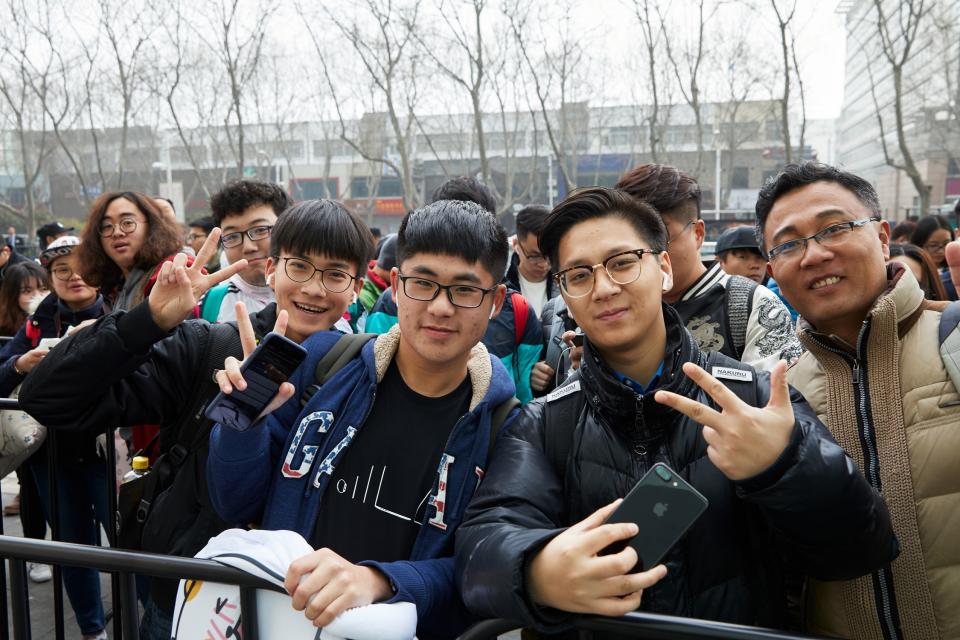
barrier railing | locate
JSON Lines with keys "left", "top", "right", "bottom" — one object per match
{"left": 0, "top": 535, "right": 277, "bottom": 640}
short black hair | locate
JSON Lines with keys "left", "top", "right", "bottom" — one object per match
{"left": 430, "top": 176, "right": 497, "bottom": 215}
{"left": 397, "top": 200, "right": 508, "bottom": 282}
{"left": 539, "top": 186, "right": 667, "bottom": 267}
{"left": 616, "top": 163, "right": 702, "bottom": 221}
{"left": 210, "top": 180, "right": 292, "bottom": 226}
{"left": 189, "top": 216, "right": 215, "bottom": 234}
{"left": 755, "top": 162, "right": 881, "bottom": 257}
{"left": 515, "top": 204, "right": 551, "bottom": 239}
{"left": 270, "top": 200, "right": 374, "bottom": 277}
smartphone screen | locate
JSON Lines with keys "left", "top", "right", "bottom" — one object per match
{"left": 204, "top": 332, "right": 307, "bottom": 431}
{"left": 604, "top": 463, "right": 708, "bottom": 570}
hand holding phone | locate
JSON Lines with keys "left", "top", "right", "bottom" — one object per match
{"left": 207, "top": 302, "right": 301, "bottom": 431}
{"left": 604, "top": 463, "right": 708, "bottom": 570}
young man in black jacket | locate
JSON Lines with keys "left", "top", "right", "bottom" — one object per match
{"left": 455, "top": 186, "right": 898, "bottom": 634}
{"left": 19, "top": 200, "right": 373, "bottom": 640}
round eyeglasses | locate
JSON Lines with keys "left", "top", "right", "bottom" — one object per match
{"left": 554, "top": 249, "right": 659, "bottom": 298}
{"left": 281, "top": 257, "right": 356, "bottom": 292}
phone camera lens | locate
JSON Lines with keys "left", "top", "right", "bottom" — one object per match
{"left": 655, "top": 466, "right": 672, "bottom": 482}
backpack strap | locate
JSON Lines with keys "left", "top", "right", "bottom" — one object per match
{"left": 488, "top": 396, "right": 520, "bottom": 453}
{"left": 299, "top": 333, "right": 377, "bottom": 407}
{"left": 726, "top": 275, "right": 758, "bottom": 359}
{"left": 511, "top": 292, "right": 529, "bottom": 345}
{"left": 938, "top": 300, "right": 960, "bottom": 394}
{"left": 542, "top": 375, "right": 586, "bottom": 475}
{"left": 200, "top": 283, "right": 231, "bottom": 323}
{"left": 702, "top": 351, "right": 759, "bottom": 409}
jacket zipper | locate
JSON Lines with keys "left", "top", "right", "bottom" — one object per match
{"left": 808, "top": 329, "right": 901, "bottom": 640}
{"left": 632, "top": 394, "right": 647, "bottom": 455}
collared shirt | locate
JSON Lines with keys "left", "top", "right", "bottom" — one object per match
{"left": 613, "top": 360, "right": 664, "bottom": 396}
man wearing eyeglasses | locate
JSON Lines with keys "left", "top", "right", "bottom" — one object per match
{"left": 200, "top": 180, "right": 291, "bottom": 322}
{"left": 456, "top": 186, "right": 896, "bottom": 633}
{"left": 616, "top": 164, "right": 801, "bottom": 371}
{"left": 757, "top": 162, "right": 960, "bottom": 640}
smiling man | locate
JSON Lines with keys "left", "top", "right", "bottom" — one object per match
{"left": 200, "top": 180, "right": 291, "bottom": 322}
{"left": 455, "top": 186, "right": 896, "bottom": 635}
{"left": 756, "top": 162, "right": 960, "bottom": 640}
{"left": 207, "top": 199, "right": 520, "bottom": 638}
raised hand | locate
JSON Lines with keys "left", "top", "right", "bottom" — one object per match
{"left": 946, "top": 240, "right": 960, "bottom": 294}
{"left": 654, "top": 360, "right": 794, "bottom": 481}
{"left": 528, "top": 499, "right": 667, "bottom": 616}
{"left": 148, "top": 227, "right": 248, "bottom": 331}
{"left": 215, "top": 301, "right": 296, "bottom": 421}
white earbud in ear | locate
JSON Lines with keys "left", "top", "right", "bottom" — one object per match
{"left": 489, "top": 307, "right": 496, "bottom": 320}
{"left": 662, "top": 273, "right": 673, "bottom": 292}
{"left": 352, "top": 292, "right": 358, "bottom": 304}
{"left": 266, "top": 273, "right": 274, "bottom": 286}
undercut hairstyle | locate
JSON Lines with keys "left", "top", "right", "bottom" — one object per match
{"left": 539, "top": 186, "right": 668, "bottom": 267}
{"left": 397, "top": 200, "right": 509, "bottom": 282}
{"left": 189, "top": 217, "right": 216, "bottom": 234}
{"left": 515, "top": 204, "right": 551, "bottom": 239}
{"left": 910, "top": 214, "right": 955, "bottom": 249}
{"left": 270, "top": 199, "right": 374, "bottom": 278}
{"left": 755, "top": 162, "right": 882, "bottom": 257}
{"left": 430, "top": 176, "right": 498, "bottom": 215}
{"left": 210, "top": 180, "right": 292, "bottom": 226}
{"left": 888, "top": 243, "right": 947, "bottom": 301}
{"left": 615, "top": 163, "right": 702, "bottom": 221}
{"left": 77, "top": 191, "right": 184, "bottom": 293}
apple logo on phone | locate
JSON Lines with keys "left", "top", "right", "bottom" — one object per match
{"left": 653, "top": 502, "right": 668, "bottom": 517}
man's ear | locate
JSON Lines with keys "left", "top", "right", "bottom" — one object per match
{"left": 389, "top": 267, "right": 399, "bottom": 303}
{"left": 766, "top": 262, "right": 774, "bottom": 278}
{"left": 264, "top": 257, "right": 276, "bottom": 289}
{"left": 693, "top": 219, "right": 706, "bottom": 250}
{"left": 878, "top": 220, "right": 892, "bottom": 260}
{"left": 489, "top": 284, "right": 507, "bottom": 320}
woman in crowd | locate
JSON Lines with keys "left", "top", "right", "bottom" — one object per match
{"left": 0, "top": 236, "right": 109, "bottom": 640}
{"left": 910, "top": 214, "right": 957, "bottom": 300}
{"left": 76, "top": 190, "right": 184, "bottom": 311}
{"left": 888, "top": 243, "right": 948, "bottom": 301}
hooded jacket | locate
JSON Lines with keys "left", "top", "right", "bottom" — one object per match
{"left": 208, "top": 324, "right": 519, "bottom": 639}
{"left": 455, "top": 304, "right": 898, "bottom": 634}
{"left": 788, "top": 265, "right": 960, "bottom": 640}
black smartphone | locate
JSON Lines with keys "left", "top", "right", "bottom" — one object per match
{"left": 572, "top": 330, "right": 584, "bottom": 347}
{"left": 204, "top": 332, "right": 307, "bottom": 432}
{"left": 605, "top": 463, "right": 708, "bottom": 570}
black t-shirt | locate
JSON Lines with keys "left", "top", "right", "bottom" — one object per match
{"left": 311, "top": 362, "right": 471, "bottom": 563}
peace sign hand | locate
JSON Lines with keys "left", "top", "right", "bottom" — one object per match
{"left": 215, "top": 302, "right": 297, "bottom": 422}
{"left": 148, "top": 228, "right": 249, "bottom": 332}
{"left": 654, "top": 360, "right": 794, "bottom": 481}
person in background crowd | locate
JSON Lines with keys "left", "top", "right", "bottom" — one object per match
{"left": 6, "top": 226, "right": 16, "bottom": 250}
{"left": 21, "top": 199, "right": 373, "bottom": 639}
{"left": 35, "top": 221, "right": 74, "bottom": 252}
{"left": 359, "top": 234, "right": 395, "bottom": 315}
{"left": 715, "top": 225, "right": 766, "bottom": 284}
{"left": 366, "top": 178, "right": 542, "bottom": 403}
{"left": 911, "top": 214, "right": 957, "bottom": 300}
{"left": 0, "top": 239, "right": 30, "bottom": 289}
{"left": 456, "top": 186, "right": 896, "bottom": 634}
{"left": 504, "top": 204, "right": 558, "bottom": 318}
{"left": 369, "top": 226, "right": 383, "bottom": 260}
{"left": 888, "top": 243, "right": 948, "bottom": 301}
{"left": 208, "top": 199, "right": 518, "bottom": 638}
{"left": 756, "top": 162, "right": 960, "bottom": 639}
{"left": 890, "top": 220, "right": 916, "bottom": 244}
{"left": 76, "top": 191, "right": 185, "bottom": 312}
{"left": 188, "top": 217, "right": 220, "bottom": 273}
{"left": 199, "top": 180, "right": 290, "bottom": 323}
{"left": 0, "top": 261, "right": 49, "bottom": 554}
{"left": 616, "top": 164, "right": 802, "bottom": 370}
{"left": 0, "top": 236, "right": 109, "bottom": 640}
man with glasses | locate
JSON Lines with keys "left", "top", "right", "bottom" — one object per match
{"left": 756, "top": 162, "right": 960, "bottom": 639}
{"left": 207, "top": 199, "right": 519, "bottom": 637}
{"left": 616, "top": 164, "right": 801, "bottom": 370}
{"left": 200, "top": 180, "right": 291, "bottom": 322}
{"left": 455, "top": 186, "right": 896, "bottom": 632}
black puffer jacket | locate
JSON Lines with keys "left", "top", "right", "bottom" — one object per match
{"left": 456, "top": 304, "right": 898, "bottom": 635}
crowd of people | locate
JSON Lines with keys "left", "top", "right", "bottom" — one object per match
{"left": 0, "top": 161, "right": 956, "bottom": 640}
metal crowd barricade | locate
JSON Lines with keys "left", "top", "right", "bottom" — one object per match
{"left": 0, "top": 535, "right": 277, "bottom": 640}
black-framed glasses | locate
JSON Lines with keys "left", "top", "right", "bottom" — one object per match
{"left": 768, "top": 216, "right": 881, "bottom": 262}
{"left": 99, "top": 218, "right": 138, "bottom": 237}
{"left": 281, "top": 257, "right": 356, "bottom": 292}
{"left": 397, "top": 273, "right": 496, "bottom": 309}
{"left": 666, "top": 219, "right": 694, "bottom": 245}
{"left": 554, "top": 249, "right": 659, "bottom": 298}
{"left": 50, "top": 265, "right": 78, "bottom": 281}
{"left": 516, "top": 240, "right": 548, "bottom": 265}
{"left": 222, "top": 225, "right": 273, "bottom": 249}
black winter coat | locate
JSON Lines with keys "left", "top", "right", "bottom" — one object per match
{"left": 455, "top": 304, "right": 898, "bottom": 635}
{"left": 20, "top": 300, "right": 277, "bottom": 610}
